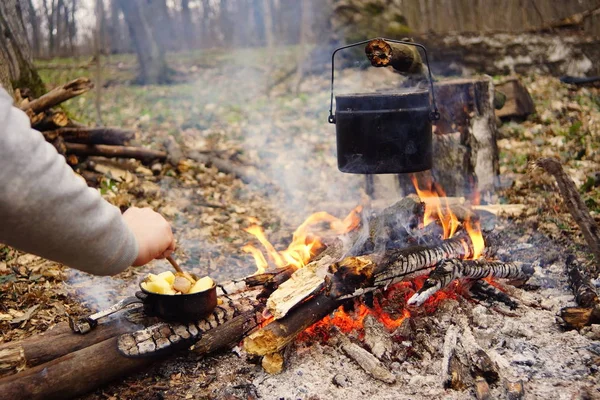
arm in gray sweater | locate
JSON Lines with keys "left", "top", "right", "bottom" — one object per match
{"left": 0, "top": 88, "right": 138, "bottom": 275}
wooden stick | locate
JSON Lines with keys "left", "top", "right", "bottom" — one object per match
{"left": 65, "top": 143, "right": 167, "bottom": 162}
{"left": 43, "top": 127, "right": 135, "bottom": 146}
{"left": 19, "top": 78, "right": 94, "bottom": 114}
{"left": 534, "top": 158, "right": 600, "bottom": 275}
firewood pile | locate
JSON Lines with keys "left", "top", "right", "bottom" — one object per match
{"left": 17, "top": 78, "right": 169, "bottom": 169}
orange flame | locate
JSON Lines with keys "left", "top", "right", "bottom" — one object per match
{"left": 464, "top": 218, "right": 485, "bottom": 259}
{"left": 411, "top": 175, "right": 459, "bottom": 239}
{"left": 243, "top": 206, "right": 362, "bottom": 272}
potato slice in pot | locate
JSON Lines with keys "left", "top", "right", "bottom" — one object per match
{"left": 189, "top": 276, "right": 214, "bottom": 294}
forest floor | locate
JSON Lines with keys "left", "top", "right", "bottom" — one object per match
{"left": 0, "top": 50, "right": 599, "bottom": 399}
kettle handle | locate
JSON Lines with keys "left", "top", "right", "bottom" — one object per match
{"left": 328, "top": 38, "right": 440, "bottom": 124}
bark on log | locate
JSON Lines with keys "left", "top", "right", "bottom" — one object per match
{"left": 364, "top": 39, "right": 426, "bottom": 78}
{"left": 0, "top": 316, "right": 142, "bottom": 378}
{"left": 560, "top": 305, "right": 600, "bottom": 330}
{"left": 535, "top": 158, "right": 600, "bottom": 276}
{"left": 65, "top": 143, "right": 167, "bottom": 162}
{"left": 428, "top": 77, "right": 500, "bottom": 197}
{"left": 19, "top": 78, "right": 94, "bottom": 114}
{"left": 0, "top": 336, "right": 159, "bottom": 400}
{"left": 44, "top": 127, "right": 135, "bottom": 145}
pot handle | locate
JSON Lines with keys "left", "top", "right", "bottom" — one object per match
{"left": 328, "top": 38, "right": 440, "bottom": 124}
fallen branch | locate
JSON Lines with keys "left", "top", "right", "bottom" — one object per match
{"left": 44, "top": 127, "right": 135, "bottom": 146}
{"left": 65, "top": 143, "right": 166, "bottom": 162}
{"left": 188, "top": 151, "right": 270, "bottom": 186}
{"left": 19, "top": 78, "right": 94, "bottom": 114}
{"left": 534, "top": 158, "right": 600, "bottom": 275}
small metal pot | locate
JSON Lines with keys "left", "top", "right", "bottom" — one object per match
{"left": 328, "top": 38, "right": 440, "bottom": 174}
{"left": 335, "top": 90, "right": 432, "bottom": 174}
{"left": 70, "top": 280, "right": 218, "bottom": 334}
{"left": 137, "top": 282, "right": 217, "bottom": 322}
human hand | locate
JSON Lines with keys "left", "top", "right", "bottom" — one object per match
{"left": 122, "top": 207, "right": 176, "bottom": 266}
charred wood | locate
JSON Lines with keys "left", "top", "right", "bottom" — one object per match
{"left": 44, "top": 127, "right": 135, "bottom": 145}
{"left": 505, "top": 380, "right": 525, "bottom": 400}
{"left": 19, "top": 77, "right": 94, "bottom": 114}
{"left": 338, "top": 336, "right": 396, "bottom": 384}
{"left": 560, "top": 305, "right": 600, "bottom": 330}
{"left": 462, "top": 280, "right": 519, "bottom": 310}
{"left": 566, "top": 254, "right": 599, "bottom": 308}
{"left": 535, "top": 157, "right": 600, "bottom": 275}
{"left": 65, "top": 143, "right": 167, "bottom": 163}
{"left": 408, "top": 259, "right": 533, "bottom": 306}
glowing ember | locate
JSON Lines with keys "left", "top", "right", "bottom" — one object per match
{"left": 410, "top": 175, "right": 459, "bottom": 239}
{"left": 243, "top": 206, "right": 362, "bottom": 272}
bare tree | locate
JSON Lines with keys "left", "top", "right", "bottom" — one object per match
{"left": 117, "top": 0, "right": 170, "bottom": 84}
{"left": 0, "top": 0, "right": 45, "bottom": 97}
{"left": 180, "top": 0, "right": 195, "bottom": 49}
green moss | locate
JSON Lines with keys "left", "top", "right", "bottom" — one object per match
{"left": 12, "top": 66, "right": 46, "bottom": 98}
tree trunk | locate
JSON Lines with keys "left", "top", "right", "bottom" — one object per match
{"left": 117, "top": 0, "right": 170, "bottom": 84}
{"left": 25, "top": 0, "right": 41, "bottom": 58}
{"left": 0, "top": 0, "right": 45, "bottom": 97}
{"left": 181, "top": 0, "right": 195, "bottom": 49}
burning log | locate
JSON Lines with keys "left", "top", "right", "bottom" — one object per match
{"left": 244, "top": 292, "right": 342, "bottom": 356}
{"left": 534, "top": 157, "right": 600, "bottom": 275}
{"left": 19, "top": 77, "right": 94, "bottom": 114}
{"left": 43, "top": 127, "right": 135, "bottom": 146}
{"left": 65, "top": 143, "right": 167, "bottom": 163}
{"left": 364, "top": 38, "right": 426, "bottom": 79}
{"left": 408, "top": 259, "right": 534, "bottom": 306}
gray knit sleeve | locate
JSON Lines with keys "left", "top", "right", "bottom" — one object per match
{"left": 0, "top": 89, "right": 138, "bottom": 275}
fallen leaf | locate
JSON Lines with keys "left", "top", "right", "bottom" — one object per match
{"left": 10, "top": 305, "right": 40, "bottom": 324}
